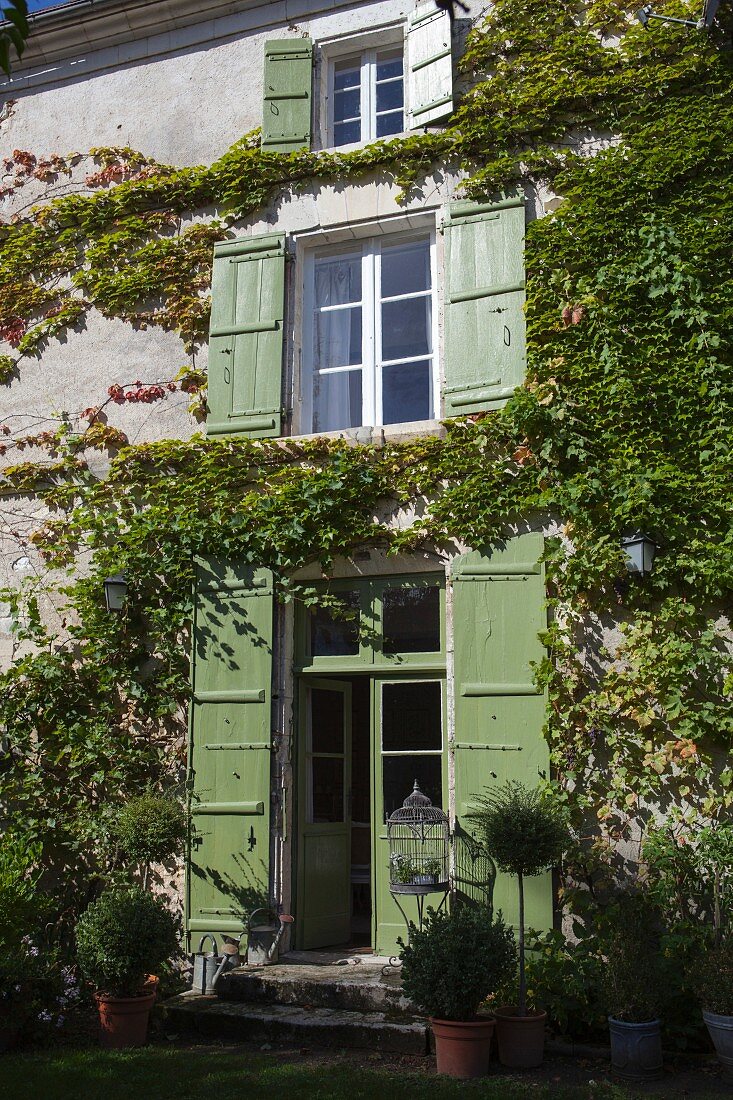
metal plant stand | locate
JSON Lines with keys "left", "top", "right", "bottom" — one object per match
{"left": 382, "top": 781, "right": 451, "bottom": 975}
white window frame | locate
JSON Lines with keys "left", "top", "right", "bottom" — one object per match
{"left": 327, "top": 46, "right": 405, "bottom": 148}
{"left": 301, "top": 230, "right": 439, "bottom": 435}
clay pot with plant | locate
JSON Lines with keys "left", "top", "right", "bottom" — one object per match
{"left": 400, "top": 903, "right": 516, "bottom": 1078}
{"left": 602, "top": 900, "right": 665, "bottom": 1081}
{"left": 75, "top": 887, "right": 179, "bottom": 1049}
{"left": 467, "top": 781, "right": 569, "bottom": 1068}
{"left": 690, "top": 939, "right": 733, "bottom": 1081}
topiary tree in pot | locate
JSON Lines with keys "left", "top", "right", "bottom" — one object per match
{"left": 111, "top": 791, "right": 186, "bottom": 890}
{"left": 467, "top": 781, "right": 569, "bottom": 1068}
{"left": 400, "top": 903, "right": 516, "bottom": 1079}
{"left": 75, "top": 887, "right": 179, "bottom": 1049}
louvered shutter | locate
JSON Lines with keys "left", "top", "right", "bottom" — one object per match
{"left": 406, "top": 1, "right": 453, "bottom": 128}
{"left": 451, "top": 534, "right": 552, "bottom": 932}
{"left": 206, "top": 234, "right": 285, "bottom": 439}
{"left": 186, "top": 560, "right": 274, "bottom": 942}
{"left": 443, "top": 196, "right": 526, "bottom": 415}
{"left": 262, "top": 38, "right": 313, "bottom": 152}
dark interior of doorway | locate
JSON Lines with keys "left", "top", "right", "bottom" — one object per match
{"left": 333, "top": 675, "right": 371, "bottom": 948}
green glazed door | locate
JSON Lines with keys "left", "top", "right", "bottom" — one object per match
{"left": 297, "top": 678, "right": 352, "bottom": 948}
{"left": 186, "top": 560, "right": 273, "bottom": 944}
{"left": 372, "top": 677, "right": 447, "bottom": 957}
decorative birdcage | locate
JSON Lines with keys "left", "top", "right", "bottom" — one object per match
{"left": 387, "top": 781, "right": 450, "bottom": 895}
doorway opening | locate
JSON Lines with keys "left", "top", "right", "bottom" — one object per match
{"left": 296, "top": 673, "right": 446, "bottom": 954}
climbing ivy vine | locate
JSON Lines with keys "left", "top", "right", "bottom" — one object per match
{"left": 0, "top": 0, "right": 732, "bottom": 962}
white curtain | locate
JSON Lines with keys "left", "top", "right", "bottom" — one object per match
{"left": 314, "top": 259, "right": 359, "bottom": 431}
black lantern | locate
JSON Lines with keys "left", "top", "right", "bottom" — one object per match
{"left": 103, "top": 573, "right": 128, "bottom": 612}
{"left": 620, "top": 532, "right": 657, "bottom": 578}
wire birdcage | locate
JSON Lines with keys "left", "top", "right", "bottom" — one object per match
{"left": 387, "top": 780, "right": 450, "bottom": 894}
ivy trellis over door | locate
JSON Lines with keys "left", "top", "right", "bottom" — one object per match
{"left": 451, "top": 533, "right": 552, "bottom": 933}
{"left": 186, "top": 559, "right": 274, "bottom": 945}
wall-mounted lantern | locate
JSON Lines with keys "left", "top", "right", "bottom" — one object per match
{"left": 636, "top": 0, "right": 720, "bottom": 30}
{"left": 104, "top": 573, "right": 128, "bottom": 612}
{"left": 620, "top": 532, "right": 657, "bottom": 578}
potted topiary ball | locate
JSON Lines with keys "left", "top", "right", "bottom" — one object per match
{"left": 400, "top": 904, "right": 516, "bottom": 1079}
{"left": 112, "top": 790, "right": 186, "bottom": 889}
{"left": 691, "top": 938, "right": 733, "bottom": 1081}
{"left": 76, "top": 887, "right": 179, "bottom": 1049}
{"left": 467, "top": 781, "right": 569, "bottom": 1068}
{"left": 602, "top": 905, "right": 664, "bottom": 1081}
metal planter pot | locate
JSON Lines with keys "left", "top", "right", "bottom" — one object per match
{"left": 703, "top": 1009, "right": 733, "bottom": 1082}
{"left": 608, "top": 1016, "right": 663, "bottom": 1080}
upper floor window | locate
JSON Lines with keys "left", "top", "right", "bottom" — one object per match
{"left": 330, "top": 48, "right": 404, "bottom": 147}
{"left": 303, "top": 233, "right": 436, "bottom": 434}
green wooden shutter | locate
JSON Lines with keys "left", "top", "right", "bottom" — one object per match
{"left": 451, "top": 533, "right": 552, "bottom": 932}
{"left": 206, "top": 234, "right": 285, "bottom": 439}
{"left": 186, "top": 559, "right": 274, "bottom": 942}
{"left": 262, "top": 38, "right": 313, "bottom": 152}
{"left": 406, "top": 1, "right": 453, "bottom": 128}
{"left": 443, "top": 196, "right": 526, "bottom": 415}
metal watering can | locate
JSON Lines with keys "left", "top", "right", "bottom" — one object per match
{"left": 246, "top": 909, "right": 294, "bottom": 966}
{"left": 190, "top": 934, "right": 241, "bottom": 994}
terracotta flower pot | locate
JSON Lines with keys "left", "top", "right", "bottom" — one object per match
{"left": 430, "top": 1016, "right": 495, "bottom": 1078}
{"left": 494, "top": 1005, "right": 547, "bottom": 1068}
{"left": 94, "top": 989, "right": 156, "bottom": 1049}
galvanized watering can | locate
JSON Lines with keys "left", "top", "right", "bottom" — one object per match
{"left": 190, "top": 934, "right": 240, "bottom": 994}
{"left": 246, "top": 909, "right": 294, "bottom": 966}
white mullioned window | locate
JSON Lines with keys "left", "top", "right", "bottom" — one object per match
{"left": 329, "top": 47, "right": 404, "bottom": 147}
{"left": 302, "top": 233, "right": 437, "bottom": 434}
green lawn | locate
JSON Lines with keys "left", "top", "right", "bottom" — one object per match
{"left": 0, "top": 1048, "right": 728, "bottom": 1100}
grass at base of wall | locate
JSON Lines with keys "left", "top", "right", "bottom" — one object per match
{"left": 0, "top": 1046, "right": 728, "bottom": 1100}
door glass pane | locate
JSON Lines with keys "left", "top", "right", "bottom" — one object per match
{"left": 309, "top": 591, "right": 360, "bottom": 655}
{"left": 381, "top": 297, "right": 431, "bottom": 361}
{"left": 382, "top": 681, "right": 442, "bottom": 752}
{"left": 383, "top": 586, "right": 440, "bottom": 654}
{"left": 381, "top": 238, "right": 430, "bottom": 298}
{"left": 382, "top": 360, "right": 432, "bottom": 425}
{"left": 313, "top": 369, "right": 363, "bottom": 432}
{"left": 311, "top": 757, "right": 345, "bottom": 822}
{"left": 382, "top": 755, "right": 442, "bottom": 820}
{"left": 310, "top": 688, "right": 345, "bottom": 753}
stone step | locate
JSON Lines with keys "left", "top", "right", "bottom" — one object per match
{"left": 216, "top": 961, "right": 413, "bottom": 1017}
{"left": 166, "top": 993, "right": 430, "bottom": 1055}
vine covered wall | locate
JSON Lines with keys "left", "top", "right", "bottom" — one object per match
{"left": 0, "top": 0, "right": 731, "bottom": 979}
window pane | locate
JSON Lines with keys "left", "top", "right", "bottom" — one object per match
{"left": 376, "top": 81, "right": 404, "bottom": 113}
{"left": 314, "top": 369, "right": 363, "bottom": 432}
{"left": 377, "top": 54, "right": 403, "bottom": 81}
{"left": 334, "top": 59, "right": 360, "bottom": 90}
{"left": 382, "top": 360, "right": 432, "bottom": 424}
{"left": 310, "top": 688, "right": 345, "bottom": 753}
{"left": 311, "top": 757, "right": 344, "bottom": 823}
{"left": 383, "top": 755, "right": 442, "bottom": 821}
{"left": 310, "top": 590, "right": 360, "bottom": 655}
{"left": 334, "top": 120, "right": 361, "bottom": 146}
{"left": 381, "top": 296, "right": 431, "bottom": 361}
{"left": 382, "top": 681, "right": 442, "bottom": 753}
{"left": 334, "top": 88, "right": 360, "bottom": 123}
{"left": 315, "top": 255, "right": 361, "bottom": 307}
{"left": 376, "top": 111, "right": 403, "bottom": 138}
{"left": 381, "top": 239, "right": 430, "bottom": 299}
{"left": 315, "top": 308, "right": 362, "bottom": 370}
{"left": 383, "top": 586, "right": 440, "bottom": 654}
